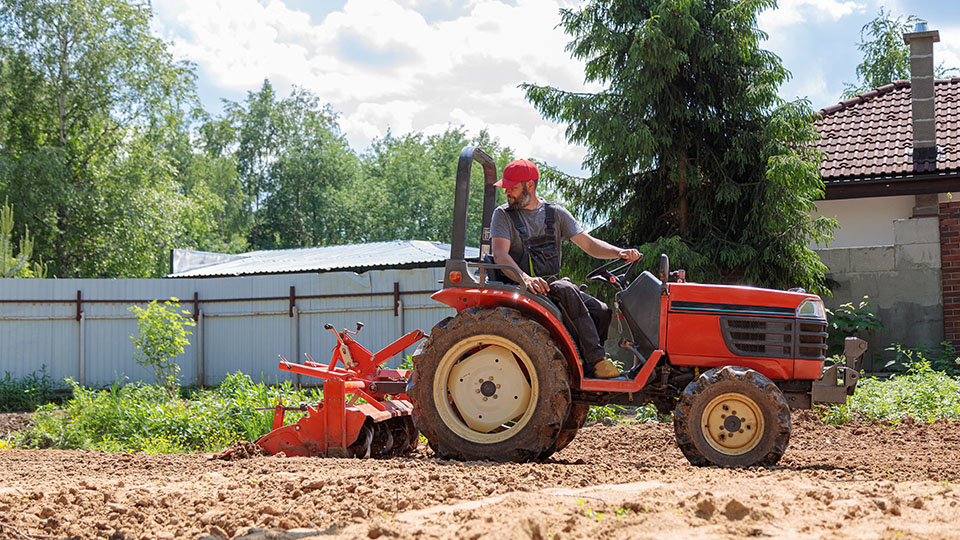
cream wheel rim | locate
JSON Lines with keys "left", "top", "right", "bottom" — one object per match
{"left": 433, "top": 334, "right": 538, "bottom": 443}
{"left": 701, "top": 392, "right": 764, "bottom": 456}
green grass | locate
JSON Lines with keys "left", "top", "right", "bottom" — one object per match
{"left": 823, "top": 357, "right": 960, "bottom": 425}
{"left": 9, "top": 372, "right": 320, "bottom": 453}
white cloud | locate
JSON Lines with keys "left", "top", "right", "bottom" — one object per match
{"left": 783, "top": 68, "right": 832, "bottom": 107}
{"left": 759, "top": 0, "right": 866, "bottom": 33}
{"left": 154, "top": 0, "right": 957, "bottom": 179}
{"left": 152, "top": 0, "right": 593, "bottom": 175}
{"left": 938, "top": 24, "right": 960, "bottom": 75}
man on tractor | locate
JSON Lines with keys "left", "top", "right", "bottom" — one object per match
{"left": 490, "top": 159, "right": 641, "bottom": 379}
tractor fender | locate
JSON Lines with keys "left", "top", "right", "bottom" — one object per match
{"left": 431, "top": 287, "right": 585, "bottom": 382}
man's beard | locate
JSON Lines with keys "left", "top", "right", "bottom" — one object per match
{"left": 508, "top": 184, "right": 531, "bottom": 210}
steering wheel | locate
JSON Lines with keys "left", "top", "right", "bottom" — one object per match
{"left": 585, "top": 254, "right": 643, "bottom": 291}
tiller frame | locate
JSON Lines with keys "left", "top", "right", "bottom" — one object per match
{"left": 254, "top": 323, "right": 424, "bottom": 458}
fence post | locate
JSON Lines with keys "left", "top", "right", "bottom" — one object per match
{"left": 197, "top": 311, "right": 205, "bottom": 389}
{"left": 394, "top": 282, "right": 407, "bottom": 362}
{"left": 192, "top": 292, "right": 204, "bottom": 388}
{"left": 290, "top": 286, "right": 300, "bottom": 387}
{"left": 76, "top": 290, "right": 85, "bottom": 386}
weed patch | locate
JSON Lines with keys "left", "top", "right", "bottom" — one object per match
{"left": 18, "top": 372, "right": 320, "bottom": 453}
{"left": 823, "top": 357, "right": 960, "bottom": 425}
{"left": 588, "top": 403, "right": 663, "bottom": 424}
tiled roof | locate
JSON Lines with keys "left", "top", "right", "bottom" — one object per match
{"left": 814, "top": 78, "right": 960, "bottom": 182}
{"left": 167, "top": 240, "right": 479, "bottom": 278}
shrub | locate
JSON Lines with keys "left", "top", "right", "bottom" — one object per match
{"left": 0, "top": 365, "right": 63, "bottom": 412}
{"left": 826, "top": 296, "right": 883, "bottom": 357}
{"left": 129, "top": 298, "right": 196, "bottom": 398}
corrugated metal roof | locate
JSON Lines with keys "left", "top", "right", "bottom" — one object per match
{"left": 167, "top": 240, "right": 479, "bottom": 278}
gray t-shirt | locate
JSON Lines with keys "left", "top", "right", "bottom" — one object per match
{"left": 490, "top": 202, "right": 584, "bottom": 268}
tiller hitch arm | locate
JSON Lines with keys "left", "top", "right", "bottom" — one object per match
{"left": 253, "top": 324, "right": 424, "bottom": 458}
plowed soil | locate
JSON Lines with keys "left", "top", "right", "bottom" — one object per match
{"left": 1, "top": 411, "right": 959, "bottom": 539}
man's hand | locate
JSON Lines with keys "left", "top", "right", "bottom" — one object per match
{"left": 523, "top": 275, "right": 550, "bottom": 295}
{"left": 619, "top": 248, "right": 641, "bottom": 262}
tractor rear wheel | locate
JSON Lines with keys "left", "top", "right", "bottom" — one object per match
{"left": 410, "top": 307, "right": 570, "bottom": 462}
{"left": 673, "top": 366, "right": 791, "bottom": 467}
{"left": 539, "top": 403, "right": 589, "bottom": 460}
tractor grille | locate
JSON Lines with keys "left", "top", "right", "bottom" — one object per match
{"left": 720, "top": 317, "right": 827, "bottom": 361}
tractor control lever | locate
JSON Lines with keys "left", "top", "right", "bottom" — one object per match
{"left": 323, "top": 322, "right": 364, "bottom": 334}
{"left": 346, "top": 322, "right": 364, "bottom": 335}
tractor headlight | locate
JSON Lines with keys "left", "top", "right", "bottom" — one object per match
{"left": 796, "top": 298, "right": 825, "bottom": 319}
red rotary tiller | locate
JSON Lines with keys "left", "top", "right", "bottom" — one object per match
{"left": 253, "top": 322, "right": 424, "bottom": 458}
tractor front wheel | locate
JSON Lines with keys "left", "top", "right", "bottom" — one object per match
{"left": 410, "top": 307, "right": 571, "bottom": 462}
{"left": 673, "top": 366, "right": 791, "bottom": 467}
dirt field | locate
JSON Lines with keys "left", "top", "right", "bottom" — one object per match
{"left": 1, "top": 411, "right": 959, "bottom": 540}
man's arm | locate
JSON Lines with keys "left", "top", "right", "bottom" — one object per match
{"left": 570, "top": 232, "right": 641, "bottom": 262}
{"left": 491, "top": 237, "right": 551, "bottom": 294}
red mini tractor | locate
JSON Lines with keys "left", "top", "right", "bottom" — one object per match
{"left": 408, "top": 147, "right": 866, "bottom": 467}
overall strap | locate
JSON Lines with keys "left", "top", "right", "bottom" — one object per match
{"left": 506, "top": 208, "right": 528, "bottom": 238}
{"left": 507, "top": 203, "right": 554, "bottom": 237}
{"left": 543, "top": 202, "right": 555, "bottom": 236}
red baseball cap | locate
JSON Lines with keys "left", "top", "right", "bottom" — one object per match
{"left": 494, "top": 159, "right": 539, "bottom": 189}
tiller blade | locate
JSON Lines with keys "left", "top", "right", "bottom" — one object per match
{"left": 253, "top": 325, "right": 423, "bottom": 458}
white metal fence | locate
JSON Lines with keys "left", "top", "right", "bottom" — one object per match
{"left": 0, "top": 268, "right": 454, "bottom": 387}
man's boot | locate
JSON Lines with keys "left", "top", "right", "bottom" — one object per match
{"left": 592, "top": 359, "right": 620, "bottom": 379}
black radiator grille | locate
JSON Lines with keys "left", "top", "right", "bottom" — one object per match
{"left": 720, "top": 317, "right": 827, "bottom": 360}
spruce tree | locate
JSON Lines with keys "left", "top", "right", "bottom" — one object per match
{"left": 523, "top": 0, "right": 835, "bottom": 292}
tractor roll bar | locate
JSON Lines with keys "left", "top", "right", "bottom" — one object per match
{"left": 450, "top": 146, "right": 498, "bottom": 261}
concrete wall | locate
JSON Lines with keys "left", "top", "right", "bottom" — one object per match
{"left": 812, "top": 195, "right": 916, "bottom": 248}
{"left": 815, "top": 217, "right": 943, "bottom": 370}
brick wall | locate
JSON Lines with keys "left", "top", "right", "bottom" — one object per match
{"left": 940, "top": 202, "right": 960, "bottom": 348}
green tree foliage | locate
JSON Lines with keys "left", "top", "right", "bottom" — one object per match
{"left": 357, "top": 127, "right": 514, "bottom": 246}
{"left": 0, "top": 197, "right": 46, "bottom": 277}
{"left": 0, "top": 0, "right": 214, "bottom": 277}
{"left": 204, "top": 81, "right": 365, "bottom": 250}
{"left": 129, "top": 298, "right": 195, "bottom": 399}
{"left": 1, "top": 3, "right": 524, "bottom": 273}
{"left": 523, "top": 0, "right": 835, "bottom": 292}
{"left": 209, "top": 81, "right": 517, "bottom": 249}
{"left": 842, "top": 9, "right": 957, "bottom": 99}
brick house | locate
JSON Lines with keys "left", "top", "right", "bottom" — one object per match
{"left": 810, "top": 25, "right": 960, "bottom": 367}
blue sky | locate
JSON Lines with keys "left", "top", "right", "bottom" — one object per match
{"left": 150, "top": 0, "right": 960, "bottom": 177}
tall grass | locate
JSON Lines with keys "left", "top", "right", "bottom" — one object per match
{"left": 14, "top": 372, "right": 320, "bottom": 453}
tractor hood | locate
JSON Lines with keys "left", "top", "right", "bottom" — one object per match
{"left": 666, "top": 282, "right": 825, "bottom": 320}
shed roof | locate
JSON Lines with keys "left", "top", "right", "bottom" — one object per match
{"left": 813, "top": 78, "right": 960, "bottom": 198}
{"left": 167, "top": 240, "right": 478, "bottom": 278}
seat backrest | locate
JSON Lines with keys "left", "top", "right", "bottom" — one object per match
{"left": 615, "top": 271, "right": 662, "bottom": 359}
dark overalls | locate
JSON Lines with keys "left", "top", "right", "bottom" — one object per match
{"left": 505, "top": 203, "right": 612, "bottom": 369}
